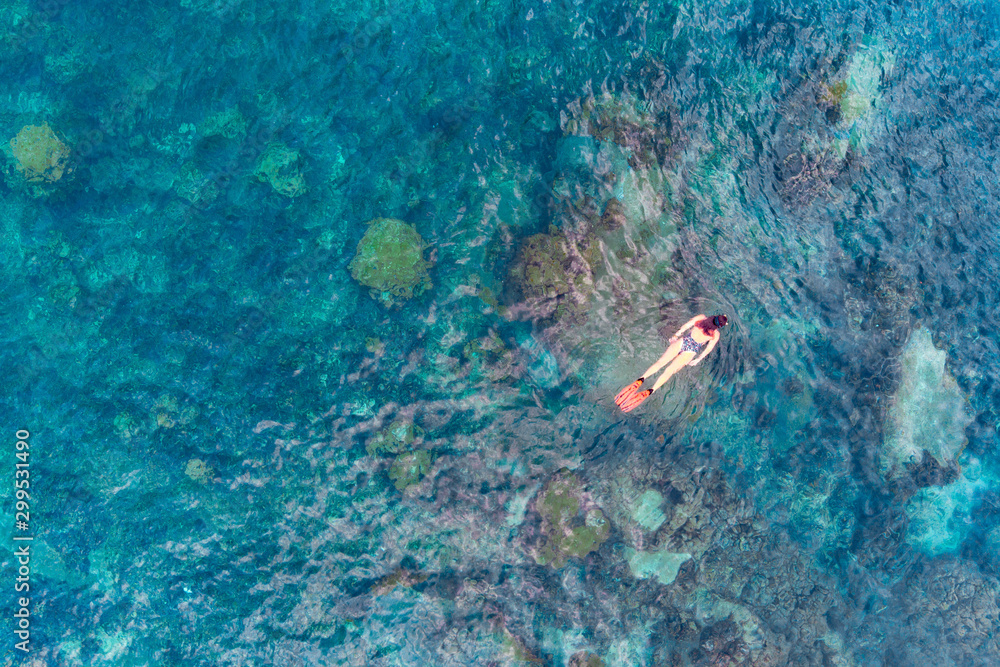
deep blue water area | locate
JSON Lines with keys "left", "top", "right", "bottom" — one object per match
{"left": 3, "top": 0, "right": 1000, "bottom": 664}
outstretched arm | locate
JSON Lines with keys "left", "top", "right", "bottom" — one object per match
{"left": 670, "top": 314, "right": 706, "bottom": 341}
{"left": 688, "top": 333, "right": 719, "bottom": 366}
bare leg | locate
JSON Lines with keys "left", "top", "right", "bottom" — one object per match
{"left": 615, "top": 340, "right": 685, "bottom": 406}
{"left": 620, "top": 350, "right": 697, "bottom": 412}
{"left": 650, "top": 351, "right": 696, "bottom": 392}
{"left": 640, "top": 340, "right": 684, "bottom": 379}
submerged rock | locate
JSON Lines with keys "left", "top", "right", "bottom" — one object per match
{"left": 562, "top": 91, "right": 674, "bottom": 170}
{"left": 514, "top": 329, "right": 561, "bottom": 389}
{"left": 838, "top": 39, "right": 896, "bottom": 128}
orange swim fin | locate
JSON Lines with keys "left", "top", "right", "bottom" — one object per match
{"left": 614, "top": 378, "right": 644, "bottom": 407}
{"left": 620, "top": 388, "right": 653, "bottom": 413}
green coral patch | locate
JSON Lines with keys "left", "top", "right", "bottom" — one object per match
{"left": 506, "top": 230, "right": 599, "bottom": 321}
{"left": 389, "top": 450, "right": 431, "bottom": 491}
{"left": 254, "top": 143, "right": 307, "bottom": 197}
{"left": 535, "top": 472, "right": 610, "bottom": 567}
{"left": 366, "top": 419, "right": 424, "bottom": 457}
{"left": 349, "top": 218, "right": 433, "bottom": 307}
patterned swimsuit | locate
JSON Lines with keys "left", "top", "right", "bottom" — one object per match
{"left": 681, "top": 332, "right": 704, "bottom": 354}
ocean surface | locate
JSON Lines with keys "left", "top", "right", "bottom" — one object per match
{"left": 2, "top": 0, "right": 1000, "bottom": 664}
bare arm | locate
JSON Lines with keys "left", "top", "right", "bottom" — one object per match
{"left": 670, "top": 314, "right": 706, "bottom": 341}
{"left": 688, "top": 332, "right": 719, "bottom": 366}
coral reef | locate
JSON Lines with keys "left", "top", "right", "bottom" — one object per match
{"left": 365, "top": 336, "right": 385, "bottom": 355}
{"left": 568, "top": 651, "right": 605, "bottom": 667}
{"left": 693, "top": 617, "right": 749, "bottom": 666}
{"left": 389, "top": 450, "right": 431, "bottom": 491}
{"left": 842, "top": 256, "right": 915, "bottom": 339}
{"left": 174, "top": 162, "right": 220, "bottom": 206}
{"left": 365, "top": 418, "right": 432, "bottom": 491}
{"left": 254, "top": 142, "right": 307, "bottom": 197}
{"left": 562, "top": 92, "right": 674, "bottom": 170}
{"left": 530, "top": 470, "right": 610, "bottom": 568}
{"left": 631, "top": 489, "right": 667, "bottom": 532}
{"left": 184, "top": 458, "right": 214, "bottom": 484}
{"left": 655, "top": 476, "right": 719, "bottom": 557}
{"left": 505, "top": 229, "right": 599, "bottom": 322}
{"left": 626, "top": 548, "right": 691, "bottom": 585}
{"left": 349, "top": 217, "right": 434, "bottom": 307}
{"left": 153, "top": 394, "right": 198, "bottom": 430}
{"left": 906, "top": 457, "right": 995, "bottom": 555}
{"left": 7, "top": 122, "right": 71, "bottom": 190}
{"left": 462, "top": 330, "right": 517, "bottom": 383}
{"left": 11, "top": 2, "right": 1000, "bottom": 666}
{"left": 200, "top": 107, "right": 248, "bottom": 139}
{"left": 501, "top": 89, "right": 685, "bottom": 405}
{"left": 835, "top": 39, "right": 896, "bottom": 133}
{"left": 882, "top": 327, "right": 971, "bottom": 477}
{"left": 555, "top": 95, "right": 673, "bottom": 234}
{"left": 371, "top": 565, "right": 429, "bottom": 596}
{"left": 366, "top": 419, "right": 424, "bottom": 457}
{"left": 776, "top": 147, "right": 843, "bottom": 208}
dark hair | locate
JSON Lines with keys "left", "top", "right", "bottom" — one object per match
{"left": 698, "top": 314, "right": 728, "bottom": 334}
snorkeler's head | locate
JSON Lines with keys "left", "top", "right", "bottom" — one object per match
{"left": 712, "top": 314, "right": 728, "bottom": 328}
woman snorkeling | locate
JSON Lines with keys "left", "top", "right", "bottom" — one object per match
{"left": 615, "top": 314, "right": 728, "bottom": 412}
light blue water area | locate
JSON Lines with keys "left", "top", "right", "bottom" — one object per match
{"left": 2, "top": 0, "right": 1000, "bottom": 664}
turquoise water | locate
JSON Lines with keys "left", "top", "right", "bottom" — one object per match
{"left": 3, "top": 0, "right": 1000, "bottom": 664}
